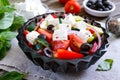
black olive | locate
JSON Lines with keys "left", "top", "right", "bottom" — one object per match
{"left": 95, "top": 1, "right": 103, "bottom": 8}
{"left": 104, "top": 7, "right": 110, "bottom": 11}
{"left": 81, "top": 51, "right": 89, "bottom": 56}
{"left": 89, "top": 5, "right": 96, "bottom": 9}
{"left": 103, "top": 1, "right": 110, "bottom": 7}
{"left": 47, "top": 24, "right": 54, "bottom": 32}
{"left": 87, "top": 2, "right": 92, "bottom": 7}
{"left": 59, "top": 15, "right": 65, "bottom": 19}
{"left": 38, "top": 34, "right": 46, "bottom": 39}
{"left": 97, "top": 8, "right": 104, "bottom": 11}
{"left": 81, "top": 43, "right": 92, "bottom": 51}
{"left": 108, "top": 5, "right": 113, "bottom": 10}
{"left": 43, "top": 48, "right": 52, "bottom": 57}
{"left": 34, "top": 44, "right": 43, "bottom": 50}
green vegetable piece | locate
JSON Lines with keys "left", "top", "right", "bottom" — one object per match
{"left": 0, "top": 0, "right": 10, "bottom": 7}
{"left": 0, "top": 5, "right": 15, "bottom": 13}
{"left": 87, "top": 36, "right": 95, "bottom": 43}
{"left": 10, "top": 16, "right": 25, "bottom": 31}
{"left": 71, "top": 27, "right": 80, "bottom": 31}
{"left": 37, "top": 37, "right": 50, "bottom": 48}
{"left": 96, "top": 59, "right": 113, "bottom": 71}
{"left": 0, "top": 71, "right": 24, "bottom": 80}
{"left": 27, "top": 22, "right": 36, "bottom": 31}
{"left": 0, "top": 12, "right": 14, "bottom": 29}
{"left": 59, "top": 18, "right": 62, "bottom": 24}
{"left": 34, "top": 44, "right": 43, "bottom": 50}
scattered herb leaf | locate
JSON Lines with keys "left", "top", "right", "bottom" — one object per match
{"left": 0, "top": 5, "right": 15, "bottom": 13}
{"left": 10, "top": 16, "right": 25, "bottom": 31}
{"left": 96, "top": 59, "right": 113, "bottom": 71}
{"left": 0, "top": 71, "right": 24, "bottom": 80}
{"left": 0, "top": 12, "right": 14, "bottom": 29}
{"left": 0, "top": 0, "right": 10, "bottom": 7}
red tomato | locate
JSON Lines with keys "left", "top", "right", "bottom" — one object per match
{"left": 69, "top": 33, "right": 84, "bottom": 52}
{"left": 51, "top": 40, "right": 70, "bottom": 51}
{"left": 37, "top": 29, "right": 53, "bottom": 42}
{"left": 64, "top": 0, "right": 81, "bottom": 14}
{"left": 59, "top": 0, "right": 70, "bottom": 4}
{"left": 54, "top": 49, "right": 84, "bottom": 59}
{"left": 23, "top": 30, "right": 29, "bottom": 35}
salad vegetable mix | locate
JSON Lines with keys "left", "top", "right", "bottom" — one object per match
{"left": 23, "top": 13, "right": 104, "bottom": 60}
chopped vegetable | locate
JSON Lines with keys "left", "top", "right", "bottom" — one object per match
{"left": 96, "top": 59, "right": 113, "bottom": 71}
{"left": 36, "top": 37, "right": 50, "bottom": 48}
{"left": 53, "top": 49, "right": 84, "bottom": 59}
{"left": 37, "top": 28, "right": 53, "bottom": 42}
{"left": 89, "top": 42, "right": 98, "bottom": 54}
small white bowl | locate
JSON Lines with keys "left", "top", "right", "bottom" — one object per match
{"left": 83, "top": 0, "right": 116, "bottom": 17}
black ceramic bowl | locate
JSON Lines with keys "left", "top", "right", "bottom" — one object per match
{"left": 17, "top": 12, "right": 109, "bottom": 72}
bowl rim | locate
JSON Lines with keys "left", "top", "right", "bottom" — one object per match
{"left": 83, "top": 0, "right": 116, "bottom": 14}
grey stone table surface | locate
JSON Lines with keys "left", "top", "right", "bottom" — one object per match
{"left": 0, "top": 0, "right": 120, "bottom": 80}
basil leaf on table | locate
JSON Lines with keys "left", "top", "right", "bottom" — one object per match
{"left": 96, "top": 59, "right": 113, "bottom": 71}
{"left": 0, "top": 5, "right": 15, "bottom": 13}
{"left": 0, "top": 12, "right": 14, "bottom": 30}
{"left": 0, "top": 71, "right": 24, "bottom": 80}
{"left": 10, "top": 16, "right": 25, "bottom": 31}
{"left": 0, "top": 0, "right": 10, "bottom": 7}
{"left": 0, "top": 31, "right": 16, "bottom": 60}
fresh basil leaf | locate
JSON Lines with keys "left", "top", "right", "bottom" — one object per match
{"left": 0, "top": 71, "right": 24, "bottom": 80}
{"left": 0, "top": 0, "right": 10, "bottom": 7}
{"left": 10, "top": 16, "right": 25, "bottom": 31}
{"left": 96, "top": 59, "right": 113, "bottom": 71}
{"left": 0, "top": 46, "right": 7, "bottom": 60}
{"left": 0, "top": 12, "right": 14, "bottom": 29}
{"left": 0, "top": 31, "right": 16, "bottom": 40}
{"left": 0, "top": 5, "right": 15, "bottom": 13}
{"left": 0, "top": 42, "right": 3, "bottom": 50}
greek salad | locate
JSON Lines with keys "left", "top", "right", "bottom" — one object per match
{"left": 23, "top": 13, "right": 104, "bottom": 60}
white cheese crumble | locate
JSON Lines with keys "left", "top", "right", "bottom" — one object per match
{"left": 63, "top": 14, "right": 76, "bottom": 25}
{"left": 53, "top": 29, "right": 68, "bottom": 41}
{"left": 26, "top": 31, "right": 39, "bottom": 45}
{"left": 58, "top": 24, "right": 71, "bottom": 31}
{"left": 74, "top": 21, "right": 87, "bottom": 30}
{"left": 77, "top": 30, "right": 92, "bottom": 42}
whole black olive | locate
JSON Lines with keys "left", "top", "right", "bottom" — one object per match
{"left": 38, "top": 34, "right": 46, "bottom": 39}
{"left": 81, "top": 43, "right": 92, "bottom": 51}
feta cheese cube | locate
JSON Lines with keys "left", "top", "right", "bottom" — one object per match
{"left": 48, "top": 19, "right": 59, "bottom": 30}
{"left": 40, "top": 20, "right": 48, "bottom": 29}
{"left": 26, "top": 31, "right": 39, "bottom": 45}
{"left": 74, "top": 21, "right": 87, "bottom": 30}
{"left": 63, "top": 14, "right": 76, "bottom": 25}
{"left": 45, "top": 14, "right": 54, "bottom": 21}
{"left": 77, "top": 30, "right": 92, "bottom": 42}
{"left": 58, "top": 24, "right": 71, "bottom": 31}
{"left": 53, "top": 29, "right": 68, "bottom": 41}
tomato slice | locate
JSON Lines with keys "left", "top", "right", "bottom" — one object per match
{"left": 37, "top": 28, "right": 53, "bottom": 42}
{"left": 53, "top": 49, "right": 84, "bottom": 60}
{"left": 51, "top": 40, "right": 70, "bottom": 51}
{"left": 69, "top": 33, "right": 84, "bottom": 53}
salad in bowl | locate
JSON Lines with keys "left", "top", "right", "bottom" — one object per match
{"left": 17, "top": 12, "right": 109, "bottom": 72}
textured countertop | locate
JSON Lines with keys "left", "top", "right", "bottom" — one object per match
{"left": 1, "top": 0, "right": 120, "bottom": 80}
